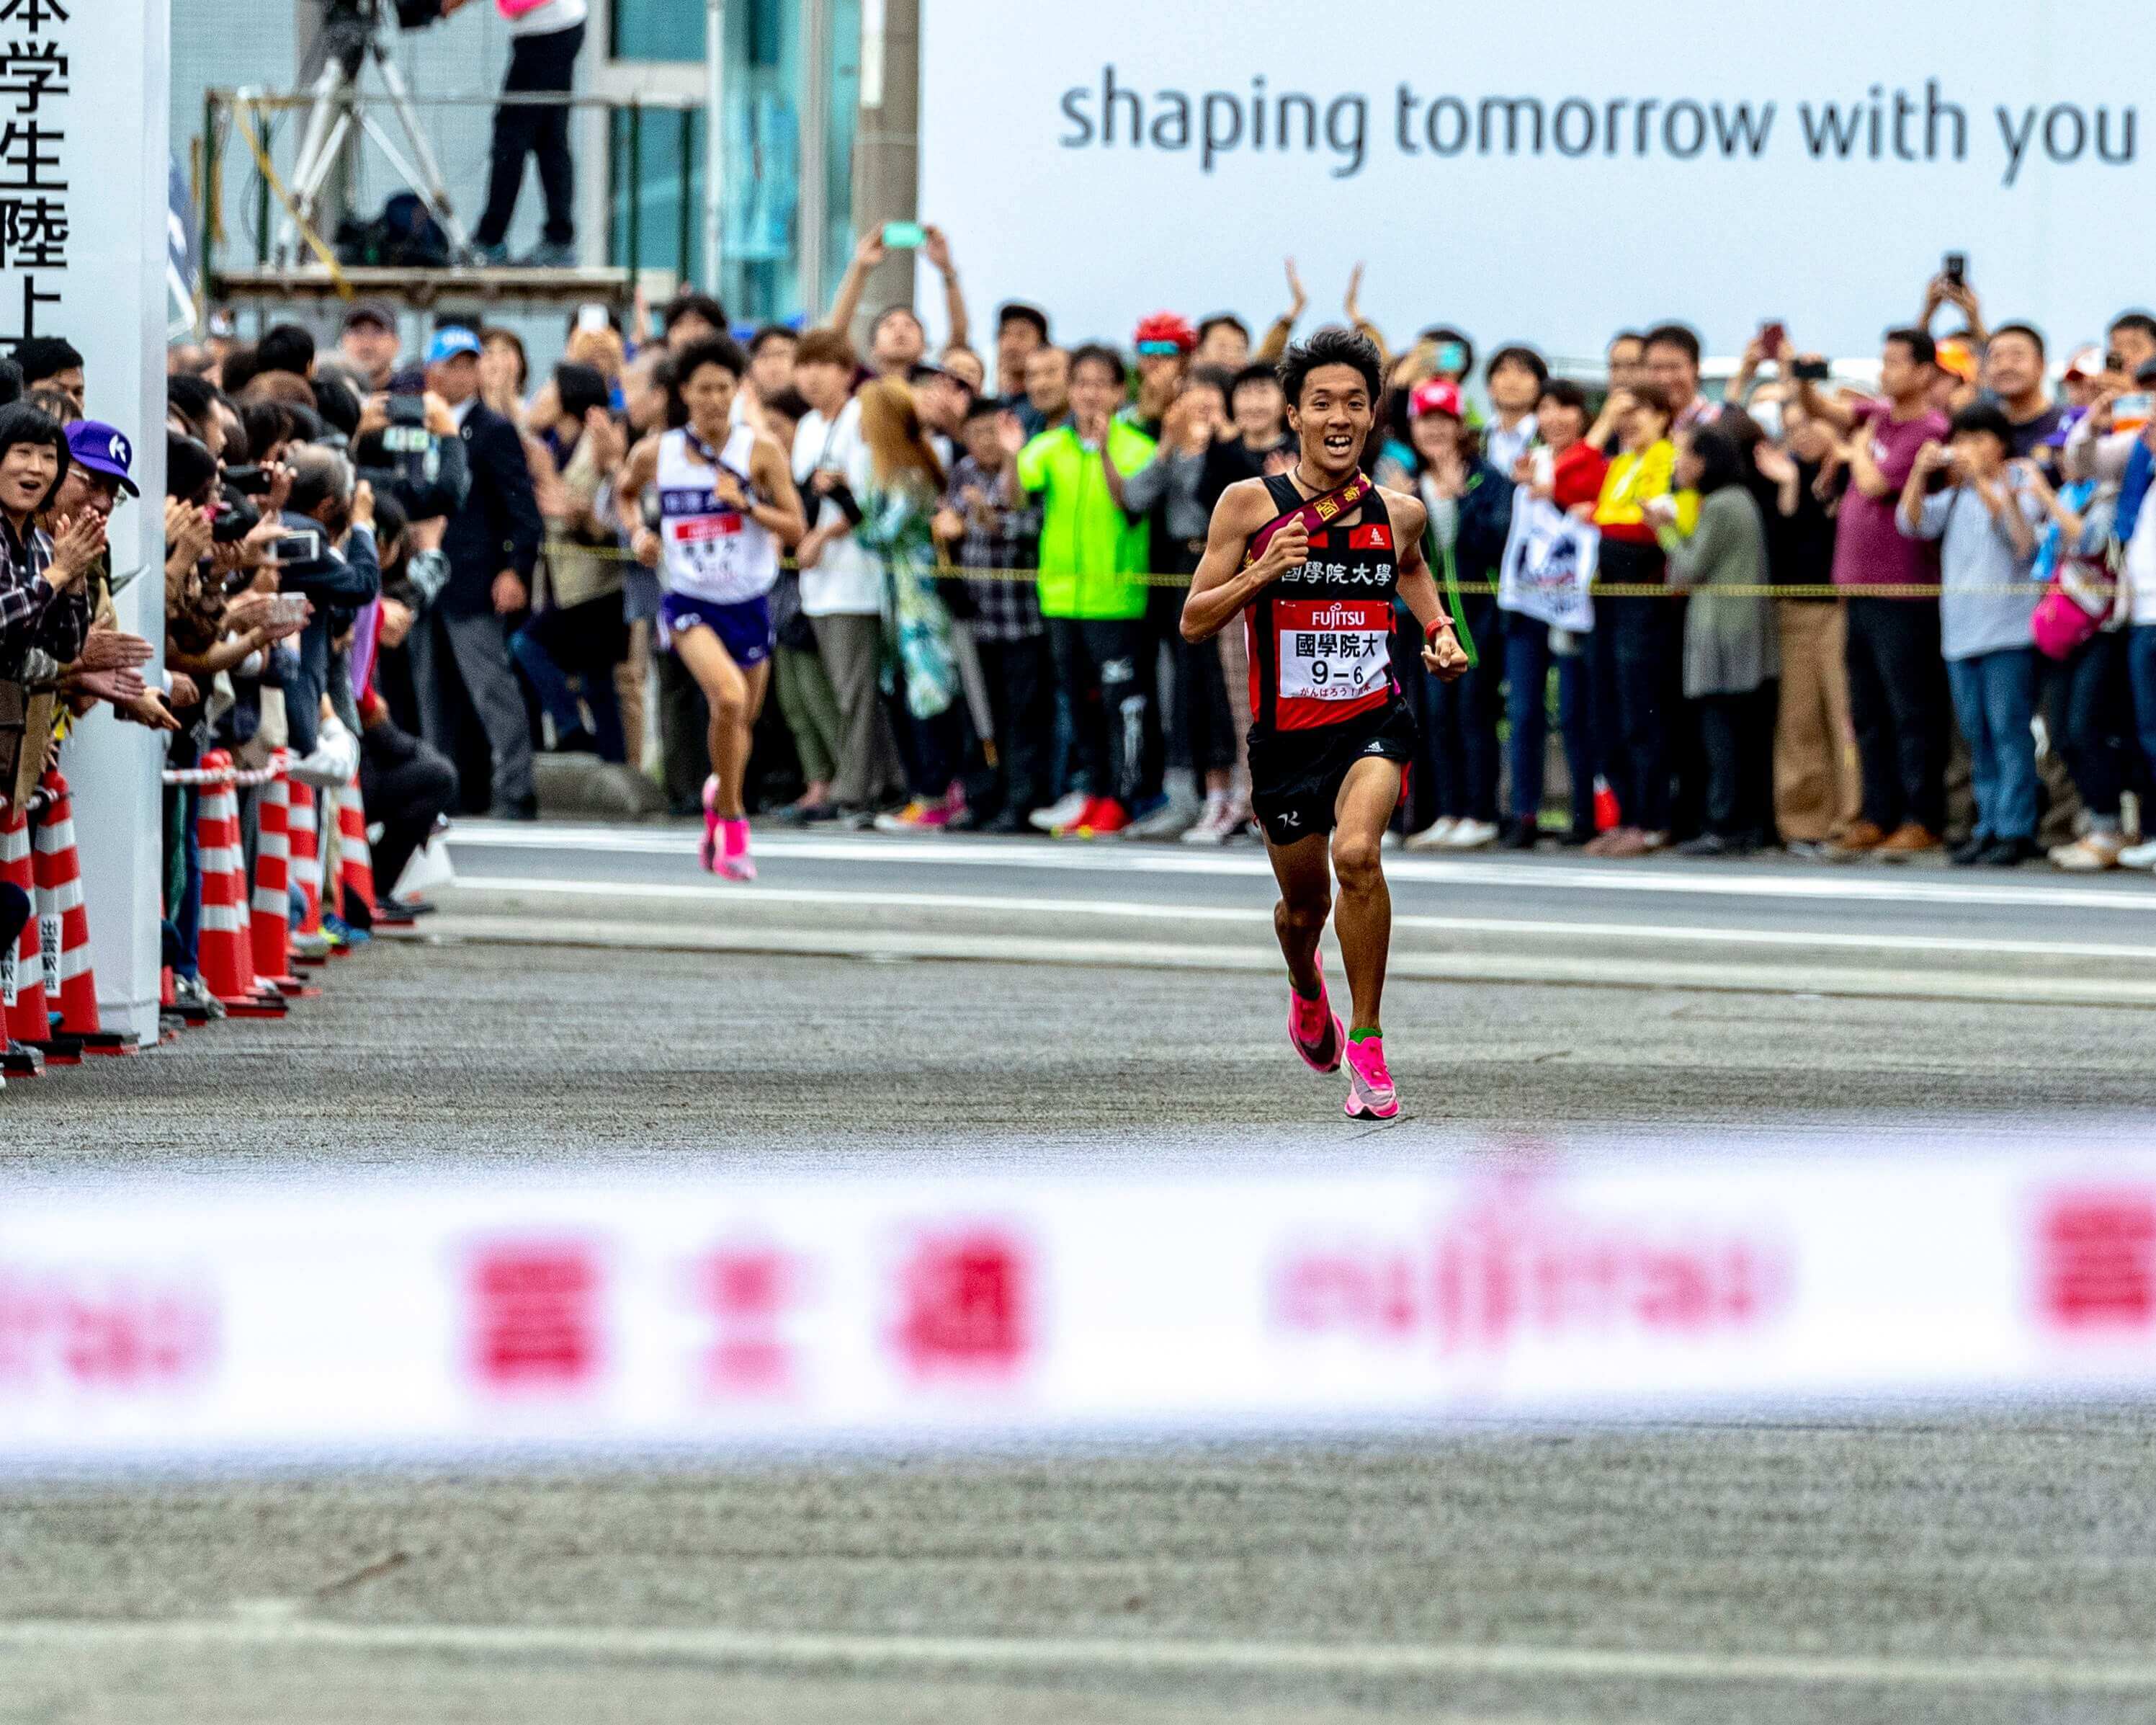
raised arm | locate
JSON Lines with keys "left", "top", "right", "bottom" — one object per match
{"left": 1794, "top": 362, "right": 1856, "bottom": 435}
{"left": 1255, "top": 257, "right": 1309, "bottom": 365}
{"left": 922, "top": 226, "right": 969, "bottom": 351}
{"left": 823, "top": 229, "right": 885, "bottom": 336}
{"left": 1897, "top": 440, "right": 1944, "bottom": 533}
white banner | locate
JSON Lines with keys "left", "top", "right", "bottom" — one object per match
{"left": 920, "top": 0, "right": 2152, "bottom": 364}
{"left": 7, "top": 1142, "right": 2156, "bottom": 1466}
{"left": 6, "top": 0, "right": 173, "bottom": 1043}
{"left": 1498, "top": 491, "right": 1598, "bottom": 632}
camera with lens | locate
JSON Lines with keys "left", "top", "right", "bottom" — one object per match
{"left": 354, "top": 401, "right": 464, "bottom": 522}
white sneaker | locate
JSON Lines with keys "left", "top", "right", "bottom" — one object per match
{"left": 1404, "top": 817, "right": 1459, "bottom": 852}
{"left": 1179, "top": 795, "right": 1238, "bottom": 845}
{"left": 1029, "top": 789, "right": 1089, "bottom": 833}
{"left": 1124, "top": 785, "right": 1201, "bottom": 841}
{"left": 1443, "top": 818, "right": 1500, "bottom": 850}
{"left": 2052, "top": 832, "right": 2124, "bottom": 873}
{"left": 2119, "top": 838, "right": 2156, "bottom": 870}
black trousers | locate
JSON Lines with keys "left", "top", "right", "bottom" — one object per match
{"left": 1846, "top": 596, "right": 1948, "bottom": 834}
{"left": 1696, "top": 689, "right": 1773, "bottom": 839}
{"left": 360, "top": 718, "right": 458, "bottom": 912}
{"left": 975, "top": 634, "right": 1055, "bottom": 818}
{"left": 1590, "top": 574, "right": 1678, "bottom": 834}
{"left": 1047, "top": 616, "right": 1161, "bottom": 811}
{"left": 1182, "top": 635, "right": 1235, "bottom": 776}
{"left": 655, "top": 646, "right": 711, "bottom": 816}
{"left": 476, "top": 22, "right": 583, "bottom": 249}
{"left": 0, "top": 880, "right": 27, "bottom": 966}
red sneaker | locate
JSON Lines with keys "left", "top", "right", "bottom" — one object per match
{"left": 1081, "top": 797, "right": 1129, "bottom": 835}
{"left": 1056, "top": 795, "right": 1129, "bottom": 837}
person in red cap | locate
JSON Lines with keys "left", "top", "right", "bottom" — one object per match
{"left": 1128, "top": 313, "right": 1198, "bottom": 438}
{"left": 1181, "top": 328, "right": 1470, "bottom": 1123}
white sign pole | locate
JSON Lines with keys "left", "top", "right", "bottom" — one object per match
{"left": 702, "top": 0, "right": 725, "bottom": 295}
{"left": 30, "top": 0, "right": 172, "bottom": 1044}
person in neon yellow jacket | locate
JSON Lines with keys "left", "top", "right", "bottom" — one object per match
{"left": 1011, "top": 344, "right": 1160, "bottom": 834}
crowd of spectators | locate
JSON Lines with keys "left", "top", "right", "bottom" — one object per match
{"left": 14, "top": 238, "right": 2156, "bottom": 1059}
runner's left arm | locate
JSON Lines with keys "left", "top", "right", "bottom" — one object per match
{"left": 748, "top": 434, "right": 810, "bottom": 547}
{"left": 1391, "top": 493, "right": 1470, "bottom": 680}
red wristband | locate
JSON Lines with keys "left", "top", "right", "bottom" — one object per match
{"left": 1424, "top": 618, "right": 1452, "bottom": 641}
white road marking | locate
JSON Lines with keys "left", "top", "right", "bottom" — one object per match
{"left": 394, "top": 912, "right": 2156, "bottom": 1007}
{"left": 2, "top": 1615, "right": 2152, "bottom": 1693}
{"left": 447, "top": 823, "right": 2156, "bottom": 913}
{"left": 453, "top": 875, "right": 2156, "bottom": 964}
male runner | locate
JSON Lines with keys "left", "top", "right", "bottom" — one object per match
{"left": 622, "top": 336, "right": 807, "bottom": 878}
{"left": 1181, "top": 329, "right": 1470, "bottom": 1119}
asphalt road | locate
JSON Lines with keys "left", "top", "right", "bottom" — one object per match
{"left": 7, "top": 824, "right": 2156, "bottom": 1724}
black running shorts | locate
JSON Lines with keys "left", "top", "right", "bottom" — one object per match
{"left": 1247, "top": 699, "right": 1419, "bottom": 846}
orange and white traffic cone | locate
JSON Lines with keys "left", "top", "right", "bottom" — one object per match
{"left": 334, "top": 768, "right": 375, "bottom": 937}
{"left": 287, "top": 779, "right": 328, "bottom": 966}
{"left": 194, "top": 752, "right": 286, "bottom": 1019}
{"left": 249, "top": 762, "right": 313, "bottom": 997}
{"left": 0, "top": 806, "right": 45, "bottom": 1075}
{"left": 32, "top": 772, "right": 133, "bottom": 1053}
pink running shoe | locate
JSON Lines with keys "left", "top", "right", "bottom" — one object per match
{"left": 717, "top": 816, "right": 755, "bottom": 882}
{"left": 1288, "top": 955, "right": 1345, "bottom": 1074}
{"left": 1343, "top": 1034, "right": 1399, "bottom": 1120}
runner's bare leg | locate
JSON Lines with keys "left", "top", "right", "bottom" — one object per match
{"left": 673, "top": 625, "right": 769, "bottom": 820}
{"left": 1264, "top": 831, "right": 1333, "bottom": 1000}
{"left": 1330, "top": 757, "right": 1404, "bottom": 1034}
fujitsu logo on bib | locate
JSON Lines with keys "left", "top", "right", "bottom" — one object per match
{"left": 1308, "top": 602, "right": 1369, "bottom": 629}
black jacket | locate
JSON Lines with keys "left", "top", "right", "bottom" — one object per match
{"left": 439, "top": 401, "right": 542, "bottom": 617}
{"left": 275, "top": 511, "right": 380, "bottom": 756}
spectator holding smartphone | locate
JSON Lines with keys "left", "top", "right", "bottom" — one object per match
{"left": 1750, "top": 395, "right": 1860, "bottom": 854}
{"left": 1897, "top": 404, "right": 2047, "bottom": 865}
{"left": 1796, "top": 329, "right": 1951, "bottom": 858}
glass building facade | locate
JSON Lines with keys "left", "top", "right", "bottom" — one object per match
{"left": 606, "top": 0, "right": 856, "bottom": 324}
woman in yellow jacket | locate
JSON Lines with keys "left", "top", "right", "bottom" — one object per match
{"left": 1588, "top": 386, "right": 1691, "bottom": 857}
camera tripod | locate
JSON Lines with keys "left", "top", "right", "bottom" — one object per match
{"left": 275, "top": 0, "right": 470, "bottom": 265}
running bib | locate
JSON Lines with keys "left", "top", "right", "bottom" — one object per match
{"left": 1274, "top": 599, "right": 1392, "bottom": 702}
{"left": 665, "top": 503, "right": 746, "bottom": 583}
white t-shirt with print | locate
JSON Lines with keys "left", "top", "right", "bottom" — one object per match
{"left": 790, "top": 398, "right": 881, "bottom": 617}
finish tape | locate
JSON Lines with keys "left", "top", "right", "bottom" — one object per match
{"left": 4, "top": 1137, "right": 2153, "bottom": 1466}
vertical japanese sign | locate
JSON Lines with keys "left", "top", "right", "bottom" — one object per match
{"left": 7, "top": 0, "right": 174, "bottom": 1042}
{"left": 0, "top": 1, "right": 69, "bottom": 345}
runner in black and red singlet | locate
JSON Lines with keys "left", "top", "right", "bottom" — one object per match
{"left": 1181, "top": 328, "right": 1470, "bottom": 1120}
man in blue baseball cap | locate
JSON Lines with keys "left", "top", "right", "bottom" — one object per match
{"left": 412, "top": 321, "right": 543, "bottom": 818}
{"left": 58, "top": 420, "right": 140, "bottom": 515}
{"left": 424, "top": 326, "right": 483, "bottom": 367}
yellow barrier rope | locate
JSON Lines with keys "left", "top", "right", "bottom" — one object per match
{"left": 537, "top": 539, "right": 2053, "bottom": 601}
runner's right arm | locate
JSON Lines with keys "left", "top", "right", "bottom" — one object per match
{"left": 1179, "top": 479, "right": 1304, "bottom": 644}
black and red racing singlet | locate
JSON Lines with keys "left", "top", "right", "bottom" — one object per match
{"left": 1243, "top": 471, "right": 1400, "bottom": 735}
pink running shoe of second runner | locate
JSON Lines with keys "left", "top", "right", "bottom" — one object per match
{"left": 717, "top": 816, "right": 756, "bottom": 882}
{"left": 1289, "top": 954, "right": 1346, "bottom": 1074}
{"left": 1343, "top": 1034, "right": 1399, "bottom": 1120}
